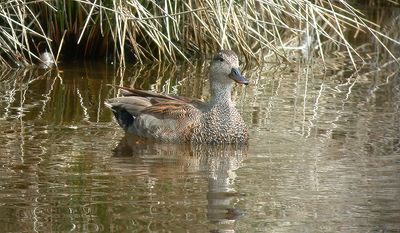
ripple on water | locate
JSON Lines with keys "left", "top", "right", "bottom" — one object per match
{"left": 0, "top": 61, "right": 400, "bottom": 232}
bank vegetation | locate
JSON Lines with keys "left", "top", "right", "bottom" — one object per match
{"left": 0, "top": 0, "right": 398, "bottom": 68}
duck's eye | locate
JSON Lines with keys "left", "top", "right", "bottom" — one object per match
{"left": 216, "top": 56, "right": 224, "bottom": 62}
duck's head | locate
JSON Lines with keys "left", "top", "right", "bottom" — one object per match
{"left": 209, "top": 50, "right": 249, "bottom": 86}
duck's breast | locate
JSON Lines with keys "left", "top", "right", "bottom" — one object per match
{"left": 191, "top": 107, "right": 248, "bottom": 144}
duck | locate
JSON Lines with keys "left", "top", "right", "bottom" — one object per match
{"left": 105, "top": 50, "right": 249, "bottom": 144}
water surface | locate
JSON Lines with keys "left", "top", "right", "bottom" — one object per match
{"left": 0, "top": 60, "right": 399, "bottom": 232}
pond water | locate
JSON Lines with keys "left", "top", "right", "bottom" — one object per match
{"left": 0, "top": 58, "right": 399, "bottom": 232}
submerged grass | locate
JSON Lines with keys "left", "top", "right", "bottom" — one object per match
{"left": 0, "top": 0, "right": 398, "bottom": 68}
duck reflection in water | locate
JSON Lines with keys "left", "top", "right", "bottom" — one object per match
{"left": 113, "top": 134, "right": 247, "bottom": 233}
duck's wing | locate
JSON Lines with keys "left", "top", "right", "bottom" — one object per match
{"left": 137, "top": 100, "right": 203, "bottom": 142}
{"left": 106, "top": 86, "right": 205, "bottom": 142}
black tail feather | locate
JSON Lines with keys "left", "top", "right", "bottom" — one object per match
{"left": 112, "top": 107, "right": 134, "bottom": 132}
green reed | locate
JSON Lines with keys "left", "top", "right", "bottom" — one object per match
{"left": 0, "top": 0, "right": 398, "bottom": 68}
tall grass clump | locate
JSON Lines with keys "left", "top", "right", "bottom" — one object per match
{"left": 0, "top": 0, "right": 398, "bottom": 68}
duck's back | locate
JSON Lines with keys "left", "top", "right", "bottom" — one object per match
{"left": 134, "top": 102, "right": 202, "bottom": 142}
{"left": 107, "top": 93, "right": 204, "bottom": 142}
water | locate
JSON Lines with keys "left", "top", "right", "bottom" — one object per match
{"left": 0, "top": 59, "right": 399, "bottom": 233}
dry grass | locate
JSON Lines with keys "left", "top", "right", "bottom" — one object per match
{"left": 0, "top": 0, "right": 398, "bottom": 68}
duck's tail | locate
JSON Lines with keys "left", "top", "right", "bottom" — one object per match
{"left": 104, "top": 100, "right": 135, "bottom": 133}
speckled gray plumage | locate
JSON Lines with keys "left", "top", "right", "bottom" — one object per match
{"left": 191, "top": 101, "right": 248, "bottom": 144}
{"left": 106, "top": 50, "right": 249, "bottom": 144}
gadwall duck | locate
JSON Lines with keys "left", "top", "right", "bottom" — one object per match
{"left": 105, "top": 50, "right": 249, "bottom": 144}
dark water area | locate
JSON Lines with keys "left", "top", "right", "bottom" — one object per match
{"left": 0, "top": 56, "right": 399, "bottom": 232}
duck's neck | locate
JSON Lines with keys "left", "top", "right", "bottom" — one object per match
{"left": 209, "top": 80, "right": 234, "bottom": 107}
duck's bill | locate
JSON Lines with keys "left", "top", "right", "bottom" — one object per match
{"left": 229, "top": 68, "right": 249, "bottom": 85}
